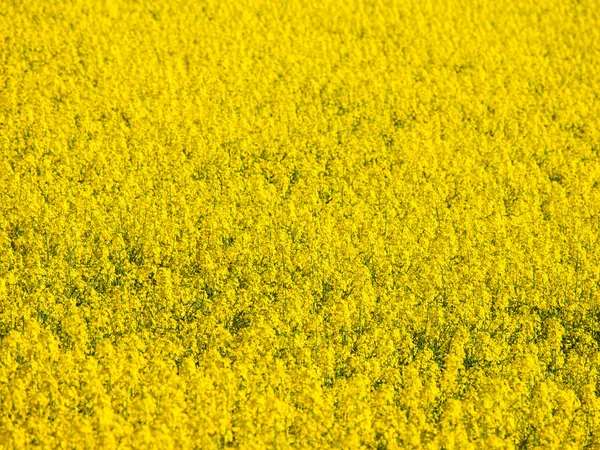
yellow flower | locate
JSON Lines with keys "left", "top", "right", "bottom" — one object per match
{"left": 1, "top": 0, "right": 599, "bottom": 446}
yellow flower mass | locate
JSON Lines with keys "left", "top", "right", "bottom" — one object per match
{"left": 1, "top": 0, "right": 600, "bottom": 448}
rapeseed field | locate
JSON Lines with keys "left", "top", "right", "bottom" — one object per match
{"left": 1, "top": 0, "right": 600, "bottom": 448}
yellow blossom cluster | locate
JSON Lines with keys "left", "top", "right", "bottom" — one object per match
{"left": 1, "top": 0, "right": 600, "bottom": 448}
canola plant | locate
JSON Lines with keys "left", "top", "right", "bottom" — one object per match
{"left": 1, "top": 0, "right": 600, "bottom": 448}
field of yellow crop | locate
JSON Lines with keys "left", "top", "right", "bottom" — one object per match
{"left": 1, "top": 0, "right": 600, "bottom": 448}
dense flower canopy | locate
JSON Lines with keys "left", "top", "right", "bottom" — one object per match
{"left": 1, "top": 0, "right": 600, "bottom": 448}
